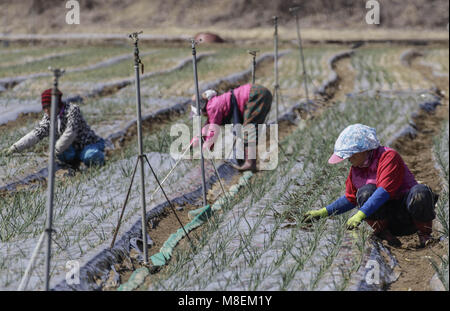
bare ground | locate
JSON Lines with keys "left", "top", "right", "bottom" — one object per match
{"left": 386, "top": 52, "right": 449, "bottom": 291}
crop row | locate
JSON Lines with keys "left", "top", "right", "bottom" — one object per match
{"left": 149, "top": 87, "right": 433, "bottom": 290}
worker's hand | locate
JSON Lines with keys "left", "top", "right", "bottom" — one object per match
{"left": 191, "top": 136, "right": 200, "bottom": 149}
{"left": 1, "top": 146, "right": 14, "bottom": 156}
{"left": 346, "top": 210, "right": 366, "bottom": 230}
{"left": 303, "top": 208, "right": 328, "bottom": 223}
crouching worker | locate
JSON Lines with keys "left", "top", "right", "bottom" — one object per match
{"left": 4, "top": 88, "right": 105, "bottom": 168}
{"left": 191, "top": 83, "right": 272, "bottom": 172}
{"left": 304, "top": 124, "right": 438, "bottom": 248}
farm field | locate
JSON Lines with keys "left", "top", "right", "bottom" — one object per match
{"left": 0, "top": 39, "right": 448, "bottom": 291}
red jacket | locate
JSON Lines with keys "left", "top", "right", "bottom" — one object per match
{"left": 345, "top": 146, "right": 417, "bottom": 204}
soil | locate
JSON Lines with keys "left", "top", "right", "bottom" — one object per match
{"left": 2, "top": 1, "right": 448, "bottom": 33}
{"left": 385, "top": 234, "right": 447, "bottom": 291}
{"left": 0, "top": 111, "right": 42, "bottom": 131}
{"left": 386, "top": 52, "right": 449, "bottom": 291}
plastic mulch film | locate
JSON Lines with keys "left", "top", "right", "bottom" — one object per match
{"left": 51, "top": 162, "right": 237, "bottom": 290}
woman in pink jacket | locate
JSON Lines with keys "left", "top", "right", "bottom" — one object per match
{"left": 191, "top": 84, "right": 272, "bottom": 171}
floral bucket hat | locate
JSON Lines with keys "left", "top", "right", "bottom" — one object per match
{"left": 328, "top": 124, "right": 380, "bottom": 164}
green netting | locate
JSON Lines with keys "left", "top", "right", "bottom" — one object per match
{"left": 117, "top": 267, "right": 149, "bottom": 291}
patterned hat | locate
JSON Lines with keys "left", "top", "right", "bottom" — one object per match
{"left": 328, "top": 124, "right": 380, "bottom": 164}
{"left": 41, "top": 88, "right": 62, "bottom": 109}
{"left": 202, "top": 89, "right": 217, "bottom": 100}
{"left": 190, "top": 90, "right": 216, "bottom": 116}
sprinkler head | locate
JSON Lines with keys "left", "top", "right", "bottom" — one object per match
{"left": 289, "top": 6, "right": 301, "bottom": 14}
{"left": 189, "top": 38, "right": 201, "bottom": 49}
{"left": 48, "top": 67, "right": 65, "bottom": 81}
{"left": 269, "top": 16, "right": 278, "bottom": 24}
{"left": 247, "top": 49, "right": 259, "bottom": 57}
{"left": 128, "top": 31, "right": 143, "bottom": 42}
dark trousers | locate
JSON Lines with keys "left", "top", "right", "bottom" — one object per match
{"left": 356, "top": 184, "right": 438, "bottom": 235}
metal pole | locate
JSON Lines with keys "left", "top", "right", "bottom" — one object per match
{"left": 290, "top": 7, "right": 310, "bottom": 102}
{"left": 129, "top": 31, "right": 148, "bottom": 264}
{"left": 45, "top": 67, "right": 64, "bottom": 291}
{"left": 273, "top": 16, "right": 279, "bottom": 122}
{"left": 18, "top": 231, "right": 46, "bottom": 291}
{"left": 109, "top": 157, "right": 139, "bottom": 249}
{"left": 248, "top": 50, "right": 259, "bottom": 84}
{"left": 191, "top": 39, "right": 208, "bottom": 206}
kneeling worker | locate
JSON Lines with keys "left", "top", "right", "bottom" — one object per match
{"left": 3, "top": 88, "right": 105, "bottom": 167}
{"left": 304, "top": 124, "right": 438, "bottom": 248}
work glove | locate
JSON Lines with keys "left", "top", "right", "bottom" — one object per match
{"left": 346, "top": 210, "right": 366, "bottom": 230}
{"left": 1, "top": 146, "right": 14, "bottom": 156}
{"left": 303, "top": 208, "right": 328, "bottom": 223}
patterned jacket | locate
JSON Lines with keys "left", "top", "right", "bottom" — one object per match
{"left": 13, "top": 102, "right": 101, "bottom": 155}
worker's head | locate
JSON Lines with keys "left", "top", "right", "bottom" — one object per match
{"left": 190, "top": 89, "right": 217, "bottom": 117}
{"left": 328, "top": 124, "right": 380, "bottom": 167}
{"left": 347, "top": 150, "right": 371, "bottom": 167}
{"left": 41, "top": 88, "right": 63, "bottom": 116}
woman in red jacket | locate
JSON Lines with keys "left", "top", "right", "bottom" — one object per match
{"left": 304, "top": 124, "right": 438, "bottom": 247}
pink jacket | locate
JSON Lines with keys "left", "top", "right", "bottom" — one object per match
{"left": 192, "top": 84, "right": 252, "bottom": 148}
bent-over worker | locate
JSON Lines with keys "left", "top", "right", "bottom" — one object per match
{"left": 304, "top": 124, "right": 438, "bottom": 248}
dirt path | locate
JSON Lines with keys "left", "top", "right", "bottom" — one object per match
{"left": 387, "top": 51, "right": 449, "bottom": 291}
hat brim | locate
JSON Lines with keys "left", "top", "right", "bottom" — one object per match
{"left": 328, "top": 154, "right": 346, "bottom": 164}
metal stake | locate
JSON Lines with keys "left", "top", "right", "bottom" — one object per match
{"left": 191, "top": 39, "right": 208, "bottom": 207}
{"left": 290, "top": 7, "right": 310, "bottom": 102}
{"left": 45, "top": 66, "right": 64, "bottom": 291}
{"left": 109, "top": 157, "right": 139, "bottom": 249}
{"left": 248, "top": 49, "right": 259, "bottom": 84}
{"left": 272, "top": 16, "right": 280, "bottom": 122}
{"left": 129, "top": 31, "right": 148, "bottom": 264}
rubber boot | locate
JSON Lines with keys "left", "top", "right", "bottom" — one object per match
{"left": 413, "top": 220, "right": 434, "bottom": 247}
{"left": 366, "top": 219, "right": 402, "bottom": 247}
{"left": 232, "top": 146, "right": 257, "bottom": 172}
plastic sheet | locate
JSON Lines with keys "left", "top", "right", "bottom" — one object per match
{"left": 356, "top": 240, "right": 400, "bottom": 291}
{"left": 315, "top": 50, "right": 355, "bottom": 97}
{"left": 51, "top": 162, "right": 238, "bottom": 290}
{"left": 116, "top": 171, "right": 254, "bottom": 290}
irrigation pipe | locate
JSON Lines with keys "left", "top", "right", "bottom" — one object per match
{"left": 272, "top": 16, "right": 280, "bottom": 122}
{"left": 130, "top": 31, "right": 149, "bottom": 264}
{"left": 290, "top": 6, "right": 310, "bottom": 103}
{"left": 44, "top": 67, "right": 64, "bottom": 291}
{"left": 248, "top": 50, "right": 259, "bottom": 84}
{"left": 191, "top": 38, "right": 208, "bottom": 207}
{"left": 17, "top": 231, "right": 46, "bottom": 291}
